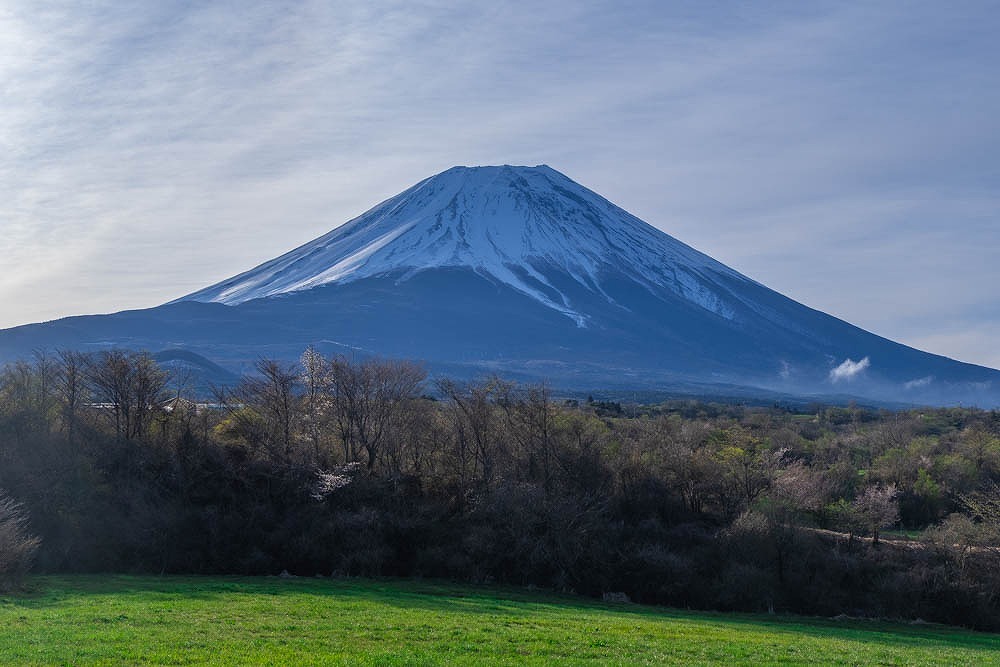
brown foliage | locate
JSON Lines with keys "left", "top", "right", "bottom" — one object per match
{"left": 0, "top": 493, "right": 40, "bottom": 586}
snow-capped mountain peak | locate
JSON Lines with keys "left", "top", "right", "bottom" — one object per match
{"left": 177, "top": 165, "right": 748, "bottom": 325}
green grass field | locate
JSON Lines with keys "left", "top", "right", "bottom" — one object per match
{"left": 1, "top": 575, "right": 997, "bottom": 665}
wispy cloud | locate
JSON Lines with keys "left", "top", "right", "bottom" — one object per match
{"left": 830, "top": 357, "right": 871, "bottom": 383}
{"left": 0, "top": 2, "right": 997, "bottom": 369}
{"left": 904, "top": 376, "right": 934, "bottom": 390}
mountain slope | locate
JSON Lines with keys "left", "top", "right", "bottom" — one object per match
{"left": 176, "top": 165, "right": 745, "bottom": 327}
{"left": 2, "top": 165, "right": 998, "bottom": 406}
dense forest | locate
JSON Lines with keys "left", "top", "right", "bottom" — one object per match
{"left": 1, "top": 349, "right": 999, "bottom": 629}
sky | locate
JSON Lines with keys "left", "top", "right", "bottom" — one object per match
{"left": 1, "top": 1, "right": 998, "bottom": 368}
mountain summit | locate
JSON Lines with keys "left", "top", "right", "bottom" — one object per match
{"left": 2, "top": 165, "right": 998, "bottom": 406}
{"left": 178, "top": 165, "right": 744, "bottom": 328}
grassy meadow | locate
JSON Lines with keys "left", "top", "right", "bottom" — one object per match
{"left": 0, "top": 576, "right": 997, "bottom": 665}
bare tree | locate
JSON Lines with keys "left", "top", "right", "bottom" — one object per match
{"left": 221, "top": 358, "right": 301, "bottom": 462}
{"left": 852, "top": 483, "right": 900, "bottom": 545}
{"left": 56, "top": 350, "right": 88, "bottom": 445}
{"left": 754, "top": 461, "right": 835, "bottom": 582}
{"left": 328, "top": 356, "right": 426, "bottom": 472}
{"left": 389, "top": 396, "right": 446, "bottom": 477}
{"left": 300, "top": 347, "right": 331, "bottom": 464}
{"left": 0, "top": 492, "right": 40, "bottom": 588}
{"left": 772, "top": 460, "right": 834, "bottom": 518}
{"left": 503, "top": 383, "right": 556, "bottom": 494}
{"left": 86, "top": 350, "right": 169, "bottom": 441}
{"left": 31, "top": 350, "right": 59, "bottom": 434}
{"left": 437, "top": 376, "right": 509, "bottom": 490}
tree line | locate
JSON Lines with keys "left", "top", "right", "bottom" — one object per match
{"left": 0, "top": 348, "right": 998, "bottom": 628}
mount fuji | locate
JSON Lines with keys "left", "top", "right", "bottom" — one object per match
{"left": 2, "top": 165, "right": 998, "bottom": 406}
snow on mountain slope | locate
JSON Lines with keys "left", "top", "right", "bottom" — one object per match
{"left": 176, "top": 165, "right": 750, "bottom": 326}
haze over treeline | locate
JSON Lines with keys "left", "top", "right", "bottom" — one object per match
{"left": 1, "top": 349, "right": 998, "bottom": 628}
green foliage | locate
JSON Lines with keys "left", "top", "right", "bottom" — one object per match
{"left": 826, "top": 498, "right": 861, "bottom": 536}
{"left": 960, "top": 481, "right": 1000, "bottom": 530}
{"left": 914, "top": 469, "right": 942, "bottom": 503}
{"left": 2, "top": 350, "right": 1000, "bottom": 628}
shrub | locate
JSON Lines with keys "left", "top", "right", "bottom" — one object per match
{"left": 0, "top": 492, "right": 41, "bottom": 587}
